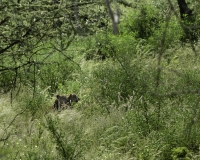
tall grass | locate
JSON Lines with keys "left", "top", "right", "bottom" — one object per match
{"left": 1, "top": 0, "right": 200, "bottom": 159}
{"left": 1, "top": 45, "right": 200, "bottom": 159}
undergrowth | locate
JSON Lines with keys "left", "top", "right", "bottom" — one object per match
{"left": 1, "top": 0, "right": 200, "bottom": 159}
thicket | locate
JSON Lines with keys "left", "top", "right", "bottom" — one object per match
{"left": 1, "top": 0, "right": 200, "bottom": 159}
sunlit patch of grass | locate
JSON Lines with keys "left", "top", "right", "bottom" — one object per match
{"left": 0, "top": 94, "right": 15, "bottom": 117}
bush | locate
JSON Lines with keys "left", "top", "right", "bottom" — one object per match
{"left": 172, "top": 147, "right": 190, "bottom": 160}
{"left": 17, "top": 85, "right": 51, "bottom": 120}
{"left": 120, "top": 1, "right": 183, "bottom": 51}
{"left": 121, "top": 3, "right": 161, "bottom": 39}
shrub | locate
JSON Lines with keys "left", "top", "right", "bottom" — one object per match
{"left": 171, "top": 147, "right": 190, "bottom": 160}
{"left": 121, "top": 3, "right": 161, "bottom": 39}
{"left": 17, "top": 85, "right": 51, "bottom": 120}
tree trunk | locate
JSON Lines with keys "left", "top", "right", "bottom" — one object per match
{"left": 177, "top": 0, "right": 193, "bottom": 19}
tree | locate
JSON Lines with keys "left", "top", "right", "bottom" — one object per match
{"left": 0, "top": 0, "right": 107, "bottom": 94}
{"left": 177, "top": 0, "right": 193, "bottom": 19}
{"left": 0, "top": 1, "right": 71, "bottom": 92}
{"left": 176, "top": 0, "right": 198, "bottom": 44}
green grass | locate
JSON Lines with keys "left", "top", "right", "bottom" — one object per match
{"left": 1, "top": 0, "right": 200, "bottom": 159}
{"left": 1, "top": 43, "right": 200, "bottom": 159}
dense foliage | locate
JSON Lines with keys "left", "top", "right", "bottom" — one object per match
{"left": 1, "top": 0, "right": 200, "bottom": 159}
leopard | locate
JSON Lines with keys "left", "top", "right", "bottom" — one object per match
{"left": 53, "top": 94, "right": 80, "bottom": 111}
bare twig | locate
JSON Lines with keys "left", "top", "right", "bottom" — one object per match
{"left": 154, "top": 7, "right": 172, "bottom": 130}
{"left": 0, "top": 109, "right": 26, "bottom": 142}
{"left": 5, "top": 109, "right": 26, "bottom": 130}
